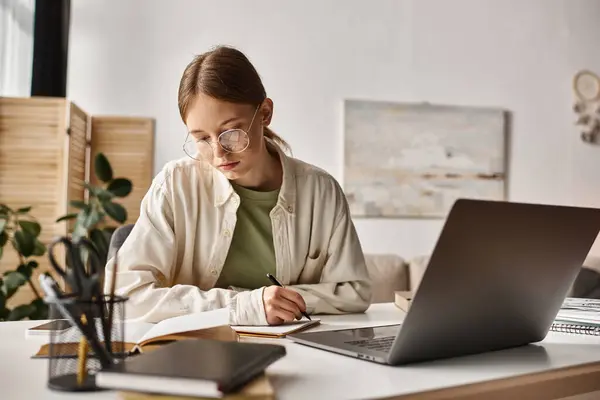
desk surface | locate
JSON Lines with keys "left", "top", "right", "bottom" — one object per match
{"left": 3, "top": 303, "right": 600, "bottom": 400}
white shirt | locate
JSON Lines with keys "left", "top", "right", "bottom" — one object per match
{"left": 104, "top": 143, "right": 372, "bottom": 325}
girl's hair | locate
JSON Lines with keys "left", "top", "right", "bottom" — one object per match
{"left": 178, "top": 45, "right": 290, "bottom": 152}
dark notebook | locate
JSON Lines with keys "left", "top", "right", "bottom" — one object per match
{"left": 95, "top": 339, "right": 286, "bottom": 398}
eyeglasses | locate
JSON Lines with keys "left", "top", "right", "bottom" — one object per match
{"left": 183, "top": 105, "right": 260, "bottom": 161}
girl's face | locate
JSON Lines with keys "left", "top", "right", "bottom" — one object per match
{"left": 185, "top": 93, "right": 272, "bottom": 182}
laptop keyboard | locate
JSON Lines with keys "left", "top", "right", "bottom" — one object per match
{"left": 345, "top": 336, "right": 395, "bottom": 352}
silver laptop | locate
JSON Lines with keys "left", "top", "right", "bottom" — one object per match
{"left": 288, "top": 199, "right": 600, "bottom": 365}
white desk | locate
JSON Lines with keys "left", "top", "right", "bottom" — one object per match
{"left": 3, "top": 303, "right": 600, "bottom": 400}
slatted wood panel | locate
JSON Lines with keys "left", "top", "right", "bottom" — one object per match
{"left": 0, "top": 97, "right": 69, "bottom": 308}
{"left": 90, "top": 116, "right": 154, "bottom": 224}
{"left": 65, "top": 102, "right": 89, "bottom": 231}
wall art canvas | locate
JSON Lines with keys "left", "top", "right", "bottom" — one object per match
{"left": 343, "top": 99, "right": 507, "bottom": 218}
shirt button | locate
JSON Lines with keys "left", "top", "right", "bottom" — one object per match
{"left": 211, "top": 269, "right": 218, "bottom": 276}
{"left": 223, "top": 229, "right": 231, "bottom": 237}
{"left": 287, "top": 206, "right": 293, "bottom": 212}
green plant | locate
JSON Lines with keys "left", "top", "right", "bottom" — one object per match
{"left": 56, "top": 152, "right": 133, "bottom": 262}
{"left": 0, "top": 205, "right": 49, "bottom": 321}
{"left": 0, "top": 153, "right": 131, "bottom": 321}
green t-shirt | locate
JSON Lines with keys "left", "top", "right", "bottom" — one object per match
{"left": 215, "top": 182, "right": 279, "bottom": 290}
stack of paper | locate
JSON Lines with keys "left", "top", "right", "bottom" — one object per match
{"left": 118, "top": 373, "right": 274, "bottom": 399}
{"left": 554, "top": 298, "right": 600, "bottom": 324}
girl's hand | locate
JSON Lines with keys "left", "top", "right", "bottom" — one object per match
{"left": 262, "top": 286, "right": 307, "bottom": 325}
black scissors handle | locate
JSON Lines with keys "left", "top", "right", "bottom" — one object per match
{"left": 72, "top": 236, "right": 103, "bottom": 275}
{"left": 74, "top": 237, "right": 103, "bottom": 301}
{"left": 48, "top": 236, "right": 103, "bottom": 299}
{"left": 48, "top": 237, "right": 80, "bottom": 293}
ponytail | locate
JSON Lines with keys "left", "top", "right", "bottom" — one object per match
{"left": 264, "top": 126, "right": 291, "bottom": 155}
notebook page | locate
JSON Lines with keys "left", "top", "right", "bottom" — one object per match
{"left": 231, "top": 318, "right": 320, "bottom": 336}
{"left": 139, "top": 308, "right": 229, "bottom": 344}
{"left": 554, "top": 297, "right": 600, "bottom": 325}
{"left": 561, "top": 297, "right": 600, "bottom": 311}
{"left": 49, "top": 319, "right": 154, "bottom": 344}
{"left": 124, "top": 322, "right": 155, "bottom": 344}
{"left": 555, "top": 312, "right": 600, "bottom": 324}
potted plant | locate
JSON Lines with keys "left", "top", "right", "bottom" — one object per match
{"left": 0, "top": 152, "right": 132, "bottom": 321}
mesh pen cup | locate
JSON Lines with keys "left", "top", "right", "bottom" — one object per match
{"left": 45, "top": 294, "right": 128, "bottom": 392}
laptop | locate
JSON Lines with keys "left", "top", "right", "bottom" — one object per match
{"left": 288, "top": 199, "right": 600, "bottom": 365}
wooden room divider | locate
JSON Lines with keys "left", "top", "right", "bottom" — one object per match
{"left": 0, "top": 96, "right": 154, "bottom": 308}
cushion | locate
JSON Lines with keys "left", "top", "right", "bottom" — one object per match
{"left": 569, "top": 256, "right": 600, "bottom": 298}
{"left": 409, "top": 254, "right": 600, "bottom": 300}
{"left": 364, "top": 254, "right": 409, "bottom": 303}
{"left": 408, "top": 254, "right": 430, "bottom": 292}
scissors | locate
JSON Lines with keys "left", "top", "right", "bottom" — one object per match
{"left": 48, "top": 236, "right": 104, "bottom": 301}
{"left": 48, "top": 236, "right": 114, "bottom": 360}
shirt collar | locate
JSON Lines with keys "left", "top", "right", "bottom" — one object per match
{"left": 212, "top": 139, "right": 296, "bottom": 214}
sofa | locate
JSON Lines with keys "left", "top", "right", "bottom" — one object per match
{"left": 107, "top": 224, "right": 600, "bottom": 303}
{"left": 366, "top": 253, "right": 600, "bottom": 302}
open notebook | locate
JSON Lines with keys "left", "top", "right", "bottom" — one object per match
{"left": 231, "top": 318, "right": 320, "bottom": 338}
{"left": 33, "top": 308, "right": 233, "bottom": 357}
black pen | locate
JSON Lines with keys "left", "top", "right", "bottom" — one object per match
{"left": 106, "top": 248, "right": 120, "bottom": 355}
{"left": 266, "top": 273, "right": 311, "bottom": 321}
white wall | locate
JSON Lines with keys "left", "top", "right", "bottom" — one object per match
{"left": 0, "top": 0, "right": 35, "bottom": 96}
{"left": 67, "top": 0, "right": 600, "bottom": 259}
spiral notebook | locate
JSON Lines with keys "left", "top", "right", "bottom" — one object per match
{"left": 550, "top": 321, "right": 600, "bottom": 336}
{"left": 550, "top": 297, "right": 600, "bottom": 336}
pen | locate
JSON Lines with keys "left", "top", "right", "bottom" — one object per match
{"left": 266, "top": 273, "right": 311, "bottom": 321}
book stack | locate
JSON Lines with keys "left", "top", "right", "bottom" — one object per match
{"left": 95, "top": 339, "right": 285, "bottom": 399}
{"left": 393, "top": 291, "right": 413, "bottom": 312}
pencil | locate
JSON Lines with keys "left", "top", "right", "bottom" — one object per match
{"left": 106, "top": 249, "right": 119, "bottom": 354}
{"left": 77, "top": 314, "right": 88, "bottom": 385}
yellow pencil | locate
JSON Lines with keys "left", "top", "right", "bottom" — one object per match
{"left": 77, "top": 314, "right": 89, "bottom": 385}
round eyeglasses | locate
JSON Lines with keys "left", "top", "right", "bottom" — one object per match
{"left": 183, "top": 129, "right": 250, "bottom": 160}
{"left": 183, "top": 105, "right": 260, "bottom": 161}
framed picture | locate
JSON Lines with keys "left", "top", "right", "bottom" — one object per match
{"left": 343, "top": 99, "right": 508, "bottom": 218}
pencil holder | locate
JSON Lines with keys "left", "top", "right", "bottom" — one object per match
{"left": 45, "top": 294, "right": 128, "bottom": 392}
